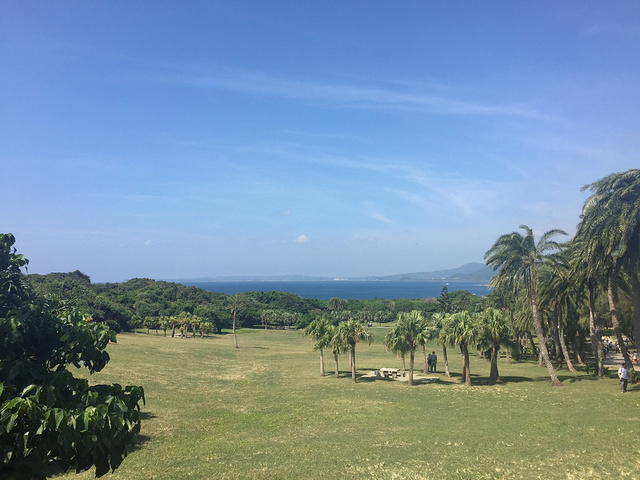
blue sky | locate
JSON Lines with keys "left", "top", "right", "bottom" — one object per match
{"left": 2, "top": 1, "right": 639, "bottom": 282}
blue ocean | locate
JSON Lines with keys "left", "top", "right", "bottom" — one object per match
{"left": 182, "top": 280, "right": 491, "bottom": 300}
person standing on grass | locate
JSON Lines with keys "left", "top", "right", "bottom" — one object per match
{"left": 431, "top": 351, "right": 437, "bottom": 373}
{"left": 618, "top": 362, "right": 629, "bottom": 393}
{"left": 427, "top": 352, "right": 433, "bottom": 372}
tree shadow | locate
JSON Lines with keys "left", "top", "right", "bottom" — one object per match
{"left": 140, "top": 411, "right": 158, "bottom": 421}
{"left": 131, "top": 434, "right": 152, "bottom": 452}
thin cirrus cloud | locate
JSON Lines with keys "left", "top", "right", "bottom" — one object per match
{"left": 371, "top": 212, "right": 393, "bottom": 225}
{"left": 137, "top": 65, "right": 547, "bottom": 119}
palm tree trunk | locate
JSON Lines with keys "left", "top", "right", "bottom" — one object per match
{"left": 333, "top": 353, "right": 339, "bottom": 378}
{"left": 550, "top": 309, "right": 563, "bottom": 364}
{"left": 350, "top": 345, "right": 357, "bottom": 383}
{"left": 529, "top": 279, "right": 562, "bottom": 386}
{"left": 421, "top": 343, "right": 428, "bottom": 374}
{"left": 232, "top": 310, "right": 239, "bottom": 349}
{"left": 525, "top": 330, "right": 537, "bottom": 358}
{"left": 319, "top": 349, "right": 325, "bottom": 376}
{"left": 557, "top": 315, "right": 577, "bottom": 373}
{"left": 587, "top": 281, "right": 605, "bottom": 377}
{"left": 409, "top": 349, "right": 414, "bottom": 386}
{"left": 489, "top": 344, "right": 499, "bottom": 385}
{"left": 608, "top": 279, "right": 632, "bottom": 369}
{"left": 573, "top": 332, "right": 585, "bottom": 364}
{"left": 442, "top": 345, "right": 450, "bottom": 377}
{"left": 401, "top": 353, "right": 406, "bottom": 371}
{"left": 461, "top": 343, "right": 471, "bottom": 386}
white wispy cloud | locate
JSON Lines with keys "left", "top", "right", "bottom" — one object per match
{"left": 585, "top": 23, "right": 640, "bottom": 37}
{"left": 371, "top": 212, "right": 393, "bottom": 224}
{"left": 294, "top": 234, "right": 310, "bottom": 244}
{"left": 136, "top": 65, "right": 548, "bottom": 119}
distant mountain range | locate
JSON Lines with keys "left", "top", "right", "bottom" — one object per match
{"left": 170, "top": 262, "right": 495, "bottom": 283}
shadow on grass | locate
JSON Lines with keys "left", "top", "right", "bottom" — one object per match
{"left": 355, "top": 367, "right": 615, "bottom": 386}
{"left": 131, "top": 434, "right": 152, "bottom": 452}
{"left": 140, "top": 411, "right": 158, "bottom": 421}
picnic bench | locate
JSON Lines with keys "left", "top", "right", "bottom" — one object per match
{"left": 379, "top": 368, "right": 401, "bottom": 378}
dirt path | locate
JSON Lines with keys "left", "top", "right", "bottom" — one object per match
{"left": 603, "top": 351, "right": 639, "bottom": 371}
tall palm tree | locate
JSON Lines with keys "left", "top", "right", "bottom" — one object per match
{"left": 537, "top": 251, "right": 578, "bottom": 373}
{"left": 305, "top": 317, "right": 331, "bottom": 376}
{"left": 580, "top": 169, "right": 640, "bottom": 348}
{"left": 384, "top": 311, "right": 423, "bottom": 385}
{"left": 441, "top": 311, "right": 476, "bottom": 386}
{"left": 476, "top": 308, "right": 512, "bottom": 384}
{"left": 566, "top": 239, "right": 607, "bottom": 375}
{"left": 485, "top": 225, "right": 566, "bottom": 387}
{"left": 336, "top": 319, "right": 373, "bottom": 383}
{"left": 328, "top": 324, "right": 345, "bottom": 378}
{"left": 383, "top": 324, "right": 410, "bottom": 371}
{"left": 432, "top": 312, "right": 451, "bottom": 377}
{"left": 417, "top": 315, "right": 438, "bottom": 374}
{"left": 227, "top": 294, "right": 243, "bottom": 349}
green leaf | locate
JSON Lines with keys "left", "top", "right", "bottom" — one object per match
{"left": 6, "top": 412, "right": 17, "bottom": 433}
{"left": 55, "top": 409, "right": 65, "bottom": 429}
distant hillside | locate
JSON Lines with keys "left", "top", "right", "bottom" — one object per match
{"left": 364, "top": 262, "right": 494, "bottom": 282}
{"left": 170, "top": 262, "right": 495, "bottom": 283}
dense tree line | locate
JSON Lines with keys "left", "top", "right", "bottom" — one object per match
{"left": 25, "top": 274, "right": 474, "bottom": 337}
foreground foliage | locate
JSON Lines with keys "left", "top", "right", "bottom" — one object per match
{"left": 0, "top": 234, "right": 145, "bottom": 479}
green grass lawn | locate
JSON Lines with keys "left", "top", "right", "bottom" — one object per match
{"left": 55, "top": 327, "right": 640, "bottom": 480}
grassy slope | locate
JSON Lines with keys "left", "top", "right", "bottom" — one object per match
{"left": 55, "top": 327, "right": 639, "bottom": 480}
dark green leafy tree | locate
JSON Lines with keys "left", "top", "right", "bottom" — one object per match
{"left": 0, "top": 234, "right": 145, "bottom": 479}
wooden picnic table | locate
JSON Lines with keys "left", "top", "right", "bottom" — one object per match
{"left": 379, "top": 368, "right": 400, "bottom": 378}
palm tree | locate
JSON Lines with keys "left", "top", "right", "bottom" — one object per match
{"left": 227, "top": 294, "right": 243, "bottom": 349}
{"left": 159, "top": 315, "right": 170, "bottom": 337}
{"left": 477, "top": 308, "right": 512, "bottom": 384}
{"left": 383, "top": 325, "right": 410, "bottom": 371}
{"left": 328, "top": 324, "right": 345, "bottom": 378}
{"left": 336, "top": 319, "right": 373, "bottom": 383}
{"left": 441, "top": 311, "right": 476, "bottom": 386}
{"left": 305, "top": 317, "right": 331, "bottom": 376}
{"left": 580, "top": 169, "right": 640, "bottom": 348}
{"left": 384, "top": 311, "right": 423, "bottom": 385}
{"left": 432, "top": 312, "right": 451, "bottom": 377}
{"left": 485, "top": 225, "right": 566, "bottom": 387}
{"left": 537, "top": 252, "right": 578, "bottom": 373}
{"left": 417, "top": 316, "right": 438, "bottom": 374}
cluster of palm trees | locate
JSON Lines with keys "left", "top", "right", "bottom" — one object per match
{"left": 134, "top": 312, "right": 216, "bottom": 338}
{"left": 305, "top": 318, "right": 373, "bottom": 383}
{"left": 484, "top": 169, "right": 640, "bottom": 386}
{"left": 306, "top": 169, "right": 640, "bottom": 388}
{"left": 307, "top": 307, "right": 512, "bottom": 387}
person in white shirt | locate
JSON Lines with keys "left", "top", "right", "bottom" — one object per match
{"left": 618, "top": 363, "right": 629, "bottom": 393}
